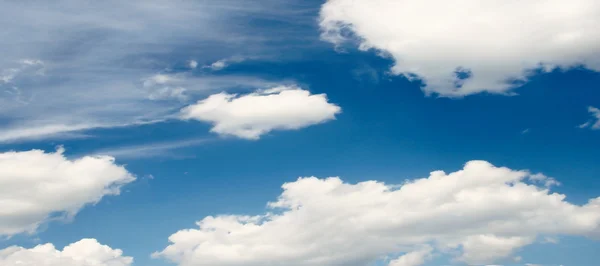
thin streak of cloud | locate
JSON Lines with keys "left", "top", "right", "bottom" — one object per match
{"left": 89, "top": 138, "right": 213, "bottom": 159}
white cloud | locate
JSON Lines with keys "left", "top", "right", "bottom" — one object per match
{"left": 204, "top": 56, "right": 247, "bottom": 71}
{"left": 154, "top": 161, "right": 600, "bottom": 266}
{"left": 0, "top": 148, "right": 135, "bottom": 236}
{"left": 388, "top": 246, "right": 432, "bottom": 266}
{"left": 180, "top": 86, "right": 341, "bottom": 139}
{"left": 0, "top": 238, "right": 133, "bottom": 266}
{"left": 209, "top": 60, "right": 228, "bottom": 71}
{"left": 189, "top": 60, "right": 198, "bottom": 69}
{"left": 142, "top": 74, "right": 188, "bottom": 101}
{"left": 319, "top": 0, "right": 600, "bottom": 97}
{"left": 579, "top": 106, "right": 600, "bottom": 130}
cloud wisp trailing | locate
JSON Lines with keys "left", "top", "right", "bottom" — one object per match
{"left": 154, "top": 161, "right": 600, "bottom": 266}
{"left": 320, "top": 0, "right": 600, "bottom": 97}
{"left": 89, "top": 138, "right": 213, "bottom": 159}
{"left": 579, "top": 106, "right": 600, "bottom": 130}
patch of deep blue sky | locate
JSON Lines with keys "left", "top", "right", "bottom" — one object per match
{"left": 1, "top": 1, "right": 600, "bottom": 266}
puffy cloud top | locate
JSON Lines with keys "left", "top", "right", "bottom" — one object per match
{"left": 154, "top": 160, "right": 600, "bottom": 266}
{"left": 0, "top": 148, "right": 135, "bottom": 236}
{"left": 320, "top": 0, "right": 600, "bottom": 97}
{"left": 0, "top": 238, "right": 133, "bottom": 266}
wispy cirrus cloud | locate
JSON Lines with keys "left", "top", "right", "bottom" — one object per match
{"left": 579, "top": 106, "right": 600, "bottom": 130}
{"left": 0, "top": 0, "right": 317, "bottom": 143}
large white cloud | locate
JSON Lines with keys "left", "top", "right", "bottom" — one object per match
{"left": 154, "top": 161, "right": 600, "bottom": 266}
{"left": 319, "top": 0, "right": 600, "bottom": 97}
{"left": 180, "top": 86, "right": 341, "bottom": 139}
{"left": 0, "top": 238, "right": 133, "bottom": 266}
{"left": 0, "top": 148, "right": 135, "bottom": 236}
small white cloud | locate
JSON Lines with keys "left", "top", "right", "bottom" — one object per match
{"left": 189, "top": 60, "right": 198, "bottom": 69}
{"left": 142, "top": 74, "right": 187, "bottom": 101}
{"left": 319, "top": 0, "right": 600, "bottom": 97}
{"left": 180, "top": 85, "right": 341, "bottom": 139}
{"left": 143, "top": 74, "right": 175, "bottom": 87}
{"left": 20, "top": 59, "right": 44, "bottom": 66}
{"left": 204, "top": 56, "right": 246, "bottom": 71}
{"left": 209, "top": 59, "right": 228, "bottom": 70}
{"left": 0, "top": 238, "right": 133, "bottom": 266}
{"left": 521, "top": 129, "right": 530, "bottom": 134}
{"left": 0, "top": 148, "right": 135, "bottom": 236}
{"left": 579, "top": 106, "right": 600, "bottom": 130}
{"left": 154, "top": 161, "right": 600, "bottom": 266}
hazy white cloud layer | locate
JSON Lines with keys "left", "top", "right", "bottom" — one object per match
{"left": 579, "top": 106, "right": 600, "bottom": 130}
{"left": 320, "top": 0, "right": 600, "bottom": 97}
{"left": 180, "top": 86, "right": 341, "bottom": 139}
{"left": 0, "top": 148, "right": 135, "bottom": 236}
{"left": 0, "top": 0, "right": 308, "bottom": 142}
{"left": 155, "top": 161, "right": 600, "bottom": 266}
{"left": 0, "top": 238, "right": 133, "bottom": 266}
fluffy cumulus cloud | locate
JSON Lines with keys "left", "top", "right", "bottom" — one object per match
{"left": 319, "top": 0, "right": 600, "bottom": 97}
{"left": 154, "top": 161, "right": 600, "bottom": 266}
{"left": 579, "top": 106, "right": 600, "bottom": 130}
{"left": 180, "top": 86, "right": 341, "bottom": 139}
{"left": 0, "top": 238, "right": 133, "bottom": 266}
{"left": 0, "top": 148, "right": 135, "bottom": 236}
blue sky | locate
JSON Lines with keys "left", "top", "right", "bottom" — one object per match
{"left": 1, "top": 1, "right": 599, "bottom": 266}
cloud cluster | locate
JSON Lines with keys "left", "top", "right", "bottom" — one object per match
{"left": 0, "top": 148, "right": 135, "bottom": 236}
{"left": 180, "top": 86, "right": 341, "bottom": 139}
{"left": 579, "top": 106, "right": 600, "bottom": 130}
{"left": 154, "top": 161, "right": 600, "bottom": 266}
{"left": 0, "top": 238, "right": 133, "bottom": 266}
{"left": 0, "top": 0, "right": 306, "bottom": 143}
{"left": 320, "top": 0, "right": 600, "bottom": 97}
